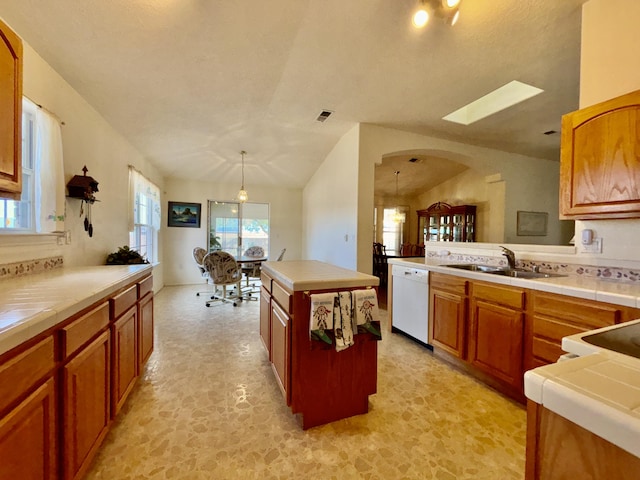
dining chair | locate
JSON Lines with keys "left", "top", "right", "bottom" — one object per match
{"left": 202, "top": 251, "right": 245, "bottom": 307}
{"left": 193, "top": 247, "right": 213, "bottom": 298}
{"left": 241, "top": 246, "right": 265, "bottom": 294}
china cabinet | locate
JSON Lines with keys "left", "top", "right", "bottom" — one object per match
{"left": 418, "top": 202, "right": 476, "bottom": 243}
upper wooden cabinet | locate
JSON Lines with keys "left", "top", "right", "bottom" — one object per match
{"left": 0, "top": 19, "right": 22, "bottom": 200}
{"left": 560, "top": 89, "right": 640, "bottom": 219}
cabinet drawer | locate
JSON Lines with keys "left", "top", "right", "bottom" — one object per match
{"left": 532, "top": 292, "right": 619, "bottom": 329}
{"left": 532, "top": 337, "right": 564, "bottom": 364}
{"left": 430, "top": 272, "right": 468, "bottom": 296}
{"left": 533, "top": 315, "right": 586, "bottom": 343}
{"left": 110, "top": 284, "right": 137, "bottom": 320}
{"left": 61, "top": 302, "right": 110, "bottom": 358}
{"left": 0, "top": 336, "right": 55, "bottom": 414}
{"left": 272, "top": 280, "right": 292, "bottom": 314}
{"left": 261, "top": 271, "right": 273, "bottom": 293}
{"left": 473, "top": 282, "right": 524, "bottom": 309}
{"left": 138, "top": 275, "right": 153, "bottom": 299}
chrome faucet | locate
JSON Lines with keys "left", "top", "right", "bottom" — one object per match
{"left": 500, "top": 246, "right": 516, "bottom": 270}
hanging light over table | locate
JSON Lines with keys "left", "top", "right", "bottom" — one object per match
{"left": 391, "top": 171, "right": 406, "bottom": 224}
{"left": 237, "top": 150, "right": 248, "bottom": 203}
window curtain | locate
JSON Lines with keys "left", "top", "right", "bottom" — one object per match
{"left": 127, "top": 166, "right": 161, "bottom": 232}
{"left": 34, "top": 102, "right": 66, "bottom": 233}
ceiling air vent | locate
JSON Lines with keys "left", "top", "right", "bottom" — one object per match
{"left": 543, "top": 130, "right": 558, "bottom": 135}
{"left": 409, "top": 158, "right": 419, "bottom": 163}
{"left": 316, "top": 110, "right": 334, "bottom": 122}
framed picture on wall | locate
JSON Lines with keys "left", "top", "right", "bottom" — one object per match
{"left": 168, "top": 201, "right": 201, "bottom": 228}
{"left": 517, "top": 211, "right": 548, "bottom": 236}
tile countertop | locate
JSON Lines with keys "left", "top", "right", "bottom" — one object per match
{"left": 388, "top": 257, "right": 640, "bottom": 308}
{"left": 0, "top": 264, "right": 152, "bottom": 357}
{"left": 262, "top": 260, "right": 379, "bottom": 292}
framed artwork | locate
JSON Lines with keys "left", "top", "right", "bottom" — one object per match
{"left": 517, "top": 211, "right": 548, "bottom": 236}
{"left": 168, "top": 201, "right": 201, "bottom": 228}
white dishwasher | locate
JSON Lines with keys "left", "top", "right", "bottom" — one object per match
{"left": 391, "top": 264, "right": 430, "bottom": 346}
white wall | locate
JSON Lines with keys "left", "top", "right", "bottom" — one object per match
{"left": 303, "top": 125, "right": 360, "bottom": 270}
{"left": 573, "top": 0, "right": 640, "bottom": 264}
{"left": 0, "top": 23, "right": 165, "bottom": 288}
{"left": 164, "top": 178, "right": 302, "bottom": 285}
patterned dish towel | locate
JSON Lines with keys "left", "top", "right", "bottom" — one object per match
{"left": 353, "top": 289, "right": 382, "bottom": 339}
{"left": 310, "top": 292, "right": 336, "bottom": 345}
{"left": 334, "top": 292, "right": 355, "bottom": 352}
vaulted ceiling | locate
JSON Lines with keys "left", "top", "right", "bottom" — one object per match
{"left": 0, "top": 0, "right": 586, "bottom": 190}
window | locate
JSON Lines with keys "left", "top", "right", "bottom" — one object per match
{"left": 0, "top": 100, "right": 36, "bottom": 231}
{"left": 208, "top": 200, "right": 269, "bottom": 256}
{"left": 382, "top": 208, "right": 403, "bottom": 254}
{"left": 128, "top": 167, "right": 160, "bottom": 263}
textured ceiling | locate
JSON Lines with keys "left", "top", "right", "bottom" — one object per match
{"left": 0, "top": 0, "right": 586, "bottom": 190}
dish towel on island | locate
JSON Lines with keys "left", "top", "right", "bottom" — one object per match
{"left": 353, "top": 289, "right": 382, "bottom": 339}
{"left": 310, "top": 292, "right": 336, "bottom": 345}
{"left": 335, "top": 291, "right": 355, "bottom": 352}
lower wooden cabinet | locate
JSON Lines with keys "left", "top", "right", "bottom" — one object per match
{"left": 270, "top": 300, "right": 290, "bottom": 403}
{"left": 0, "top": 378, "right": 56, "bottom": 480}
{"left": 138, "top": 293, "right": 154, "bottom": 367}
{"left": 111, "top": 307, "right": 138, "bottom": 416}
{"left": 259, "top": 287, "right": 271, "bottom": 356}
{"left": 526, "top": 401, "right": 640, "bottom": 479}
{"left": 429, "top": 273, "right": 468, "bottom": 359}
{"left": 63, "top": 331, "right": 110, "bottom": 480}
{"left": 469, "top": 282, "right": 525, "bottom": 392}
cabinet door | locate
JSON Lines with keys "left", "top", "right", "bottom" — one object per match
{"left": 560, "top": 88, "right": 640, "bottom": 219}
{"left": 469, "top": 299, "right": 523, "bottom": 390}
{"left": 270, "top": 301, "right": 290, "bottom": 404}
{"left": 0, "top": 18, "right": 22, "bottom": 199}
{"left": 0, "top": 378, "right": 56, "bottom": 480}
{"left": 430, "top": 288, "right": 466, "bottom": 359}
{"left": 112, "top": 307, "right": 138, "bottom": 416}
{"left": 259, "top": 287, "right": 271, "bottom": 357}
{"left": 63, "top": 331, "right": 110, "bottom": 480}
{"left": 138, "top": 293, "right": 154, "bottom": 368}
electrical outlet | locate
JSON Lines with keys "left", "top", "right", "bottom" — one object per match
{"left": 581, "top": 237, "right": 602, "bottom": 254}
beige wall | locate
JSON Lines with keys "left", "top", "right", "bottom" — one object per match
{"left": 0, "top": 24, "right": 165, "bottom": 289}
{"left": 302, "top": 125, "right": 360, "bottom": 270}
{"left": 164, "top": 178, "right": 302, "bottom": 285}
{"left": 574, "top": 0, "right": 640, "bottom": 263}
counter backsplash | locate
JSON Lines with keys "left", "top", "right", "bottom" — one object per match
{"left": 0, "top": 256, "right": 64, "bottom": 280}
{"left": 427, "top": 251, "right": 640, "bottom": 284}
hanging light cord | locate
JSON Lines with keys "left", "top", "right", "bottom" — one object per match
{"left": 241, "top": 150, "right": 246, "bottom": 189}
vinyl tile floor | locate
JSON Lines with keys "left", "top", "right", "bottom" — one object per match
{"left": 86, "top": 285, "right": 526, "bottom": 480}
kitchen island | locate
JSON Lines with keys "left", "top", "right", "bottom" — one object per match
{"left": 260, "top": 260, "right": 380, "bottom": 429}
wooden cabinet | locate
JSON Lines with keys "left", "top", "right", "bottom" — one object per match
{"left": 526, "top": 401, "right": 640, "bottom": 480}
{"left": 62, "top": 331, "right": 110, "bottom": 480}
{"left": 560, "top": 88, "right": 640, "bottom": 219}
{"left": 469, "top": 282, "right": 525, "bottom": 393}
{"left": 111, "top": 307, "right": 137, "bottom": 416}
{"left": 259, "top": 286, "right": 271, "bottom": 356}
{"left": 138, "top": 292, "right": 154, "bottom": 367}
{"left": 525, "top": 290, "right": 640, "bottom": 370}
{"left": 0, "top": 378, "right": 57, "bottom": 480}
{"left": 418, "top": 202, "right": 476, "bottom": 243}
{"left": 429, "top": 273, "right": 468, "bottom": 359}
{"left": 270, "top": 300, "right": 290, "bottom": 403}
{"left": 0, "top": 18, "right": 23, "bottom": 200}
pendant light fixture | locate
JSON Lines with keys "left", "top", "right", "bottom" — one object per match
{"left": 391, "top": 171, "right": 406, "bottom": 224}
{"left": 412, "top": 0, "right": 462, "bottom": 28}
{"left": 237, "top": 150, "right": 248, "bottom": 203}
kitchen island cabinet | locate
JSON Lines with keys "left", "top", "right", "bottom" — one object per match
{"left": 260, "top": 260, "right": 379, "bottom": 429}
{"left": 0, "top": 265, "right": 153, "bottom": 480}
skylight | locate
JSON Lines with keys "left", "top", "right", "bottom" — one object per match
{"left": 442, "top": 80, "right": 544, "bottom": 125}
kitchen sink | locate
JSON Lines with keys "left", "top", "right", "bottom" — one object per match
{"left": 440, "top": 264, "right": 566, "bottom": 279}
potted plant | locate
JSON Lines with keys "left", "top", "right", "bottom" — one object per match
{"left": 106, "top": 245, "right": 149, "bottom": 265}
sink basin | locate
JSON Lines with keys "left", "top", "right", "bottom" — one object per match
{"left": 441, "top": 264, "right": 566, "bottom": 279}
{"left": 440, "top": 264, "right": 507, "bottom": 273}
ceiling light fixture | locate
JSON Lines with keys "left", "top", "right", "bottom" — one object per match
{"left": 391, "top": 171, "right": 406, "bottom": 224}
{"left": 237, "top": 150, "right": 248, "bottom": 203}
{"left": 412, "top": 0, "right": 462, "bottom": 29}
